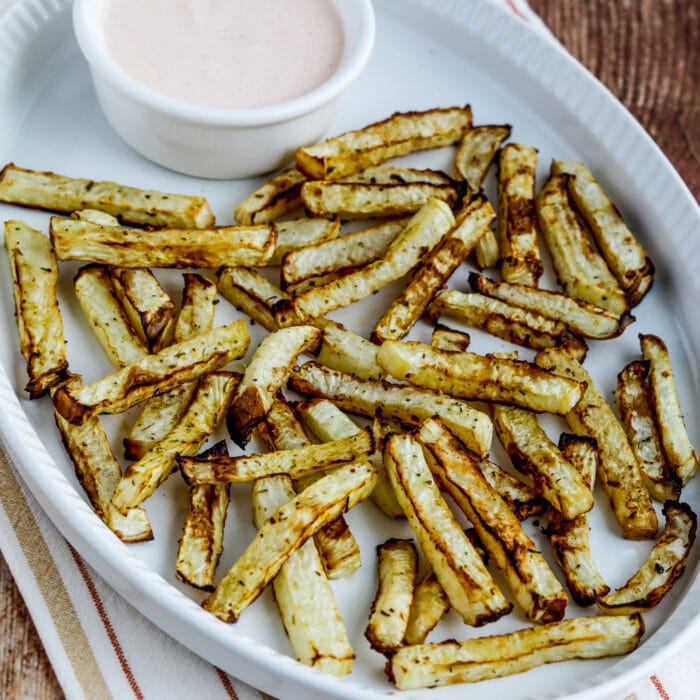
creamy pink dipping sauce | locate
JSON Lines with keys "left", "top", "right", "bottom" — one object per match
{"left": 103, "top": 0, "right": 345, "bottom": 110}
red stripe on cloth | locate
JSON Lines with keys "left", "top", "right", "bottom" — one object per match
{"left": 68, "top": 544, "right": 144, "bottom": 700}
{"left": 651, "top": 675, "right": 671, "bottom": 700}
{"left": 215, "top": 667, "right": 240, "bottom": 699}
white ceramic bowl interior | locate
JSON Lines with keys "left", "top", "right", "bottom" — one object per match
{"left": 72, "top": 0, "right": 375, "bottom": 179}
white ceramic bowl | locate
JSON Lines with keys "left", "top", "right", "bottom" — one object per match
{"left": 72, "top": 0, "right": 375, "bottom": 179}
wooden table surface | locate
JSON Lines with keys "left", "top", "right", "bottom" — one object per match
{"left": 1, "top": 1, "right": 698, "bottom": 698}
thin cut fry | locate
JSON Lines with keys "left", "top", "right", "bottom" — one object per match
{"left": 371, "top": 195, "right": 495, "bottom": 343}
{"left": 52, "top": 319, "right": 249, "bottom": 425}
{"left": 49, "top": 217, "right": 277, "bottom": 268}
{"left": 73, "top": 264, "right": 149, "bottom": 369}
{"left": 202, "top": 461, "right": 377, "bottom": 622}
{"left": 300, "top": 180, "right": 462, "bottom": 220}
{"left": 469, "top": 272, "right": 633, "bottom": 340}
{"left": 280, "top": 219, "right": 405, "bottom": 290}
{"left": 403, "top": 572, "right": 450, "bottom": 645}
{"left": 365, "top": 539, "right": 418, "bottom": 656}
{"left": 176, "top": 441, "right": 230, "bottom": 589}
{"left": 179, "top": 427, "right": 374, "bottom": 485}
{"left": 4, "top": 220, "right": 68, "bottom": 397}
{"left": 497, "top": 143, "right": 543, "bottom": 286}
{"left": 548, "top": 434, "right": 610, "bottom": 606}
{"left": 0, "top": 163, "right": 215, "bottom": 228}
{"left": 386, "top": 614, "right": 644, "bottom": 690}
{"left": 296, "top": 106, "right": 473, "bottom": 180}
{"left": 377, "top": 340, "right": 585, "bottom": 415}
{"left": 597, "top": 501, "right": 696, "bottom": 614}
{"left": 429, "top": 289, "right": 588, "bottom": 360}
{"left": 54, "top": 400, "right": 152, "bottom": 543}
{"left": 640, "top": 333, "right": 700, "bottom": 485}
{"left": 491, "top": 396, "right": 594, "bottom": 520}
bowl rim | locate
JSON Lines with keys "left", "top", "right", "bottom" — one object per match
{"left": 72, "top": 0, "right": 376, "bottom": 127}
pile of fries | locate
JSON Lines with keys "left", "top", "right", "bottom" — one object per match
{"left": 1, "top": 102, "right": 698, "bottom": 693}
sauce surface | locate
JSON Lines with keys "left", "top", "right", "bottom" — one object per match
{"left": 104, "top": 0, "right": 345, "bottom": 110}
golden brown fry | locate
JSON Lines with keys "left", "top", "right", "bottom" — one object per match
{"left": 454, "top": 124, "right": 511, "bottom": 186}
{"left": 227, "top": 325, "right": 321, "bottom": 447}
{"left": 111, "top": 372, "right": 238, "bottom": 512}
{"left": 616, "top": 360, "right": 681, "bottom": 501}
{"left": 217, "top": 265, "right": 288, "bottom": 331}
{"left": 497, "top": 143, "right": 543, "bottom": 286}
{"left": 300, "top": 180, "right": 462, "bottom": 219}
{"left": 273, "top": 198, "right": 455, "bottom": 325}
{"left": 371, "top": 195, "right": 494, "bottom": 343}
{"left": 491, "top": 400, "right": 594, "bottom": 520}
{"left": 250, "top": 466, "right": 355, "bottom": 674}
{"left": 234, "top": 167, "right": 307, "bottom": 224}
{"left": 73, "top": 264, "right": 149, "bottom": 369}
{"left": 288, "top": 361, "right": 493, "bottom": 458}
{"left": 429, "top": 289, "right": 588, "bottom": 360}
{"left": 261, "top": 400, "right": 361, "bottom": 580}
{"left": 52, "top": 319, "right": 249, "bottom": 425}
{"left": 295, "top": 106, "right": 473, "bottom": 180}
{"left": 377, "top": 340, "right": 585, "bottom": 415}
{"left": 597, "top": 501, "right": 696, "bottom": 614}
{"left": 365, "top": 538, "right": 418, "bottom": 656}
{"left": 124, "top": 273, "right": 217, "bottom": 459}
{"left": 551, "top": 160, "right": 654, "bottom": 305}
{"left": 384, "top": 432, "right": 512, "bottom": 627}
{"left": 179, "top": 427, "right": 374, "bottom": 485}
{"left": 49, "top": 217, "right": 277, "bottom": 268}
{"left": 0, "top": 163, "right": 215, "bottom": 228}
{"left": 535, "top": 347, "right": 658, "bottom": 540}
{"left": 280, "top": 219, "right": 405, "bottom": 290}
{"left": 403, "top": 572, "right": 450, "bottom": 645}
{"left": 108, "top": 267, "right": 176, "bottom": 351}
{"left": 469, "top": 272, "right": 634, "bottom": 340}
{"left": 54, "top": 403, "right": 152, "bottom": 543}
{"left": 548, "top": 434, "right": 610, "bottom": 606}
{"left": 418, "top": 418, "right": 568, "bottom": 622}
{"left": 640, "top": 333, "right": 700, "bottom": 485}
{"left": 536, "top": 174, "right": 628, "bottom": 315}
{"left": 4, "top": 220, "right": 68, "bottom": 397}
{"left": 176, "top": 441, "right": 230, "bottom": 589}
{"left": 386, "top": 614, "right": 644, "bottom": 690}
{"left": 202, "top": 461, "right": 377, "bottom": 622}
